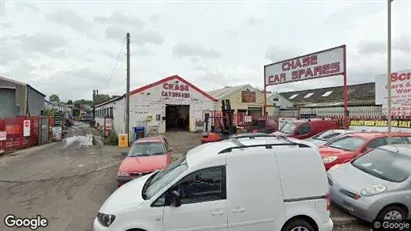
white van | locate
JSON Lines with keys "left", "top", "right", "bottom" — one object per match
{"left": 94, "top": 134, "right": 333, "bottom": 231}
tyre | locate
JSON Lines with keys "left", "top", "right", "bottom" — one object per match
{"left": 282, "top": 219, "right": 315, "bottom": 231}
{"left": 377, "top": 205, "right": 407, "bottom": 221}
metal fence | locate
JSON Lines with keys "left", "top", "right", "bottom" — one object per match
{"left": 0, "top": 116, "right": 53, "bottom": 152}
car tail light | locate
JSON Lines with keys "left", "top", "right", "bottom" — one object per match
{"left": 326, "top": 192, "right": 331, "bottom": 211}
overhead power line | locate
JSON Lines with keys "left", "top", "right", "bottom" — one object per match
{"left": 107, "top": 36, "right": 126, "bottom": 84}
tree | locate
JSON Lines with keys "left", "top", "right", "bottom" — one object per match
{"left": 95, "top": 94, "right": 111, "bottom": 104}
{"left": 67, "top": 100, "right": 73, "bottom": 105}
{"left": 49, "top": 94, "right": 60, "bottom": 102}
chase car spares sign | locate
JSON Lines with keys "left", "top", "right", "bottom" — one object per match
{"left": 264, "top": 46, "right": 345, "bottom": 86}
{"left": 375, "top": 70, "right": 411, "bottom": 116}
{"left": 161, "top": 82, "right": 190, "bottom": 98}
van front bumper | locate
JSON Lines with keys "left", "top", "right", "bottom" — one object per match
{"left": 319, "top": 217, "right": 333, "bottom": 231}
{"left": 93, "top": 217, "right": 112, "bottom": 231}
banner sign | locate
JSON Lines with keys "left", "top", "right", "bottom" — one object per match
{"left": 264, "top": 46, "right": 345, "bottom": 86}
{"left": 23, "top": 120, "right": 31, "bottom": 137}
{"left": 241, "top": 91, "right": 256, "bottom": 103}
{"left": 350, "top": 119, "right": 411, "bottom": 128}
{"left": 375, "top": 70, "right": 411, "bottom": 116}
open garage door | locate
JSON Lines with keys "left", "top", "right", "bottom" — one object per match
{"left": 248, "top": 107, "right": 262, "bottom": 119}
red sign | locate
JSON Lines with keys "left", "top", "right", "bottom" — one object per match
{"left": 162, "top": 82, "right": 190, "bottom": 98}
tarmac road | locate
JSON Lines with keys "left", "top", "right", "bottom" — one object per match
{"left": 0, "top": 126, "right": 369, "bottom": 230}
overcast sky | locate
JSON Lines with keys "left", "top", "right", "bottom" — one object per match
{"left": 1, "top": 0, "right": 410, "bottom": 101}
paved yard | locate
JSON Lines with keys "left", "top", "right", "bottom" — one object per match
{"left": 0, "top": 128, "right": 369, "bottom": 230}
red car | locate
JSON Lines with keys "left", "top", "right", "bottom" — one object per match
{"left": 273, "top": 119, "right": 342, "bottom": 139}
{"left": 116, "top": 136, "right": 173, "bottom": 187}
{"left": 319, "top": 132, "right": 411, "bottom": 170}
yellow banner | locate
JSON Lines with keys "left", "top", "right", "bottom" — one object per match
{"left": 350, "top": 119, "right": 411, "bottom": 128}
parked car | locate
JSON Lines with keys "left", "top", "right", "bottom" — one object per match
{"left": 327, "top": 144, "right": 411, "bottom": 223}
{"left": 305, "top": 129, "right": 356, "bottom": 146}
{"left": 319, "top": 132, "right": 411, "bottom": 170}
{"left": 273, "top": 119, "right": 343, "bottom": 139}
{"left": 94, "top": 134, "right": 333, "bottom": 231}
{"left": 116, "top": 136, "right": 173, "bottom": 187}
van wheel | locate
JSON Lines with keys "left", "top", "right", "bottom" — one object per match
{"left": 377, "top": 205, "right": 407, "bottom": 221}
{"left": 282, "top": 219, "right": 314, "bottom": 231}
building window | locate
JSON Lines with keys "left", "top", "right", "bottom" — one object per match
{"left": 289, "top": 94, "right": 298, "bottom": 99}
{"left": 303, "top": 93, "right": 314, "bottom": 98}
{"left": 322, "top": 91, "right": 333, "bottom": 97}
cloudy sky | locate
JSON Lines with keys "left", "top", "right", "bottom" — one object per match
{"left": 0, "top": 0, "right": 410, "bottom": 101}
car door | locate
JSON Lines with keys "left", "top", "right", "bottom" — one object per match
{"left": 162, "top": 166, "right": 228, "bottom": 231}
{"left": 294, "top": 123, "right": 311, "bottom": 139}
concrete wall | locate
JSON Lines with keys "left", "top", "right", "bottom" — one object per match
{"left": 27, "top": 86, "right": 45, "bottom": 116}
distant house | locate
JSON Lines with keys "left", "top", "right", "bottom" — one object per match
{"left": 0, "top": 76, "right": 46, "bottom": 118}
{"left": 208, "top": 84, "right": 265, "bottom": 119}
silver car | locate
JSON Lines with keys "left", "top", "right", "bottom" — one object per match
{"left": 304, "top": 129, "right": 356, "bottom": 147}
{"left": 327, "top": 144, "right": 411, "bottom": 222}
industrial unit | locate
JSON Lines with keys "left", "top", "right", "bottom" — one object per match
{"left": 95, "top": 75, "right": 217, "bottom": 136}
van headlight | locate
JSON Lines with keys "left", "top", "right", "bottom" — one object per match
{"left": 360, "top": 184, "right": 387, "bottom": 196}
{"left": 97, "top": 213, "right": 116, "bottom": 227}
{"left": 323, "top": 156, "right": 338, "bottom": 163}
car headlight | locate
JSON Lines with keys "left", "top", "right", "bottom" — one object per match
{"left": 117, "top": 171, "right": 129, "bottom": 177}
{"left": 97, "top": 213, "right": 116, "bottom": 227}
{"left": 360, "top": 184, "right": 387, "bottom": 196}
{"left": 201, "top": 132, "right": 209, "bottom": 138}
{"left": 323, "top": 156, "right": 338, "bottom": 163}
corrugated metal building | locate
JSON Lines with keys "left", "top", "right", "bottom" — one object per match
{"left": 0, "top": 76, "right": 46, "bottom": 118}
{"left": 277, "top": 82, "right": 380, "bottom": 117}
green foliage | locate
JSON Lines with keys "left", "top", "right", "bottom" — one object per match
{"left": 43, "top": 108, "right": 53, "bottom": 116}
{"left": 67, "top": 100, "right": 73, "bottom": 104}
{"left": 49, "top": 94, "right": 60, "bottom": 102}
{"left": 105, "top": 130, "right": 118, "bottom": 146}
{"left": 95, "top": 94, "right": 111, "bottom": 104}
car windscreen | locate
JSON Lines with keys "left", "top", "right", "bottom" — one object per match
{"left": 325, "top": 136, "right": 365, "bottom": 151}
{"left": 352, "top": 148, "right": 411, "bottom": 182}
{"left": 128, "top": 142, "right": 165, "bottom": 157}
{"left": 280, "top": 122, "right": 297, "bottom": 134}
{"left": 313, "top": 130, "right": 343, "bottom": 141}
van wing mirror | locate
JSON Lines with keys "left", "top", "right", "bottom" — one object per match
{"left": 171, "top": 190, "right": 181, "bottom": 207}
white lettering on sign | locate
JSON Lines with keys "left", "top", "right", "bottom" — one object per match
{"left": 264, "top": 46, "right": 345, "bottom": 86}
{"left": 161, "top": 82, "right": 190, "bottom": 98}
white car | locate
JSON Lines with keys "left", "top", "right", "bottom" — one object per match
{"left": 94, "top": 134, "right": 333, "bottom": 231}
{"left": 305, "top": 129, "right": 357, "bottom": 146}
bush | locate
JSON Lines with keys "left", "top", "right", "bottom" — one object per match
{"left": 105, "top": 130, "right": 118, "bottom": 145}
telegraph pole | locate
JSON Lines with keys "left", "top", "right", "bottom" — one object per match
{"left": 125, "top": 32, "right": 131, "bottom": 146}
{"left": 387, "top": 0, "right": 393, "bottom": 144}
{"left": 92, "top": 89, "right": 99, "bottom": 126}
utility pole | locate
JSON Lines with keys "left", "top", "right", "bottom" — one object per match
{"left": 125, "top": 32, "right": 131, "bottom": 146}
{"left": 387, "top": 0, "right": 393, "bottom": 144}
{"left": 92, "top": 89, "right": 98, "bottom": 126}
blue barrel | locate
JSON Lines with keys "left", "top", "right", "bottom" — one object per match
{"left": 135, "top": 126, "right": 145, "bottom": 139}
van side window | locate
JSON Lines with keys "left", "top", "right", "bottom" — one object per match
{"left": 296, "top": 124, "right": 310, "bottom": 135}
{"left": 172, "top": 166, "right": 226, "bottom": 205}
{"left": 367, "top": 138, "right": 388, "bottom": 149}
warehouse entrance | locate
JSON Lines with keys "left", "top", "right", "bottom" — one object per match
{"left": 165, "top": 105, "right": 190, "bottom": 131}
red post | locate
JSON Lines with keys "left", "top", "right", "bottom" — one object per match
{"left": 343, "top": 45, "right": 348, "bottom": 128}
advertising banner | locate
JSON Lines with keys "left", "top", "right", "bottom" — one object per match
{"left": 241, "top": 91, "right": 256, "bottom": 103}
{"left": 350, "top": 119, "right": 411, "bottom": 128}
{"left": 375, "top": 69, "right": 411, "bottom": 116}
{"left": 264, "top": 46, "right": 345, "bottom": 86}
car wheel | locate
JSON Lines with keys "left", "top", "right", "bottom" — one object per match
{"left": 282, "top": 219, "right": 315, "bottom": 231}
{"left": 377, "top": 205, "right": 407, "bottom": 221}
